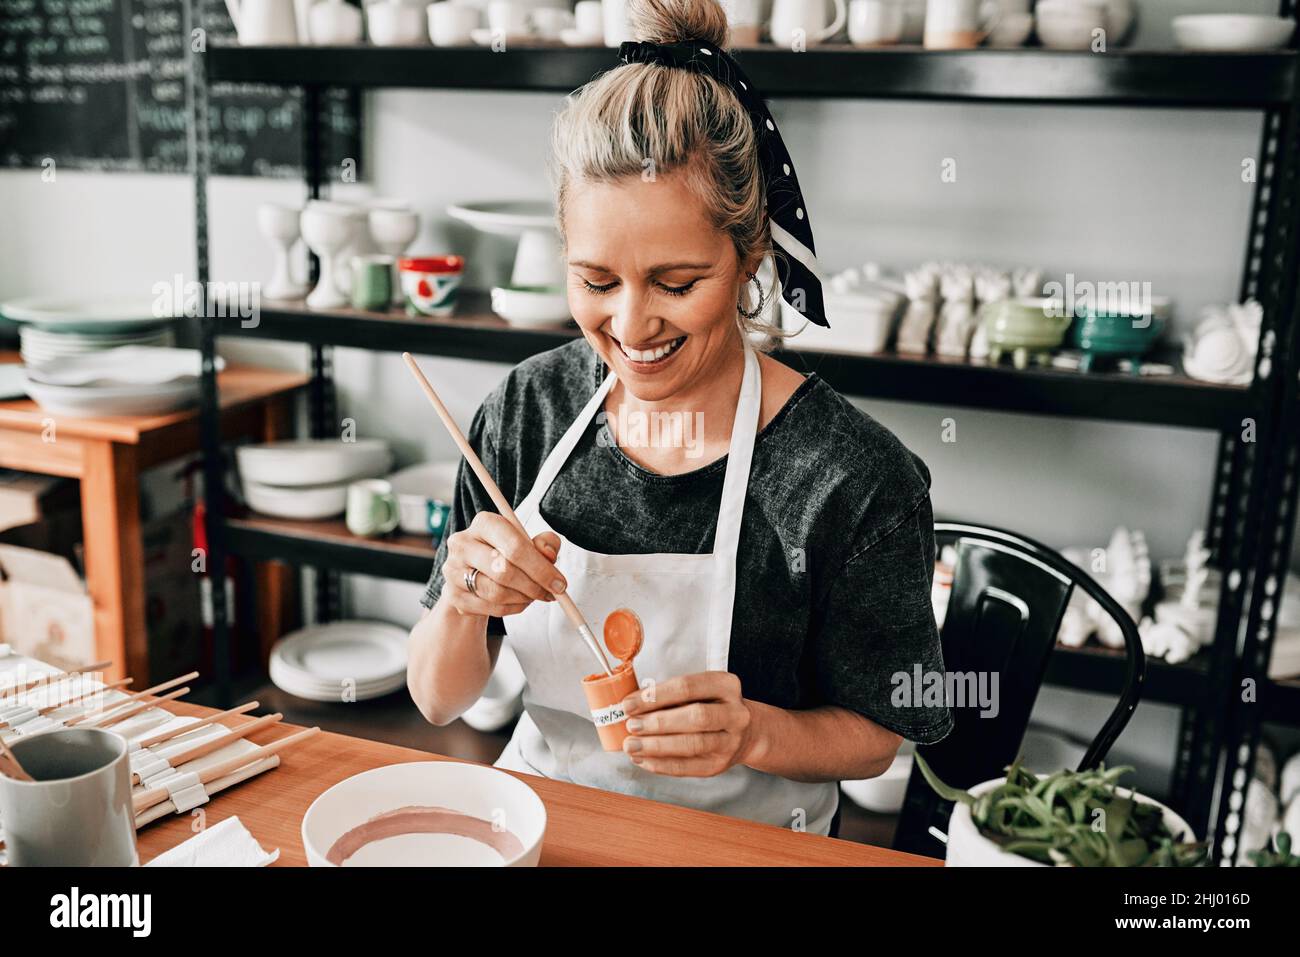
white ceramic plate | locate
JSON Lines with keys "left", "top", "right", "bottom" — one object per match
{"left": 23, "top": 347, "right": 218, "bottom": 387}
{"left": 0, "top": 296, "right": 177, "bottom": 332}
{"left": 237, "top": 439, "right": 393, "bottom": 487}
{"left": 243, "top": 478, "right": 348, "bottom": 520}
{"left": 301, "top": 761, "right": 547, "bottom": 866}
{"left": 271, "top": 620, "right": 408, "bottom": 686}
{"left": 446, "top": 200, "right": 555, "bottom": 237}
{"left": 269, "top": 657, "right": 406, "bottom": 702}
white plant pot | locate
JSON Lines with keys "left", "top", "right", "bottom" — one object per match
{"left": 944, "top": 776, "right": 1195, "bottom": 867}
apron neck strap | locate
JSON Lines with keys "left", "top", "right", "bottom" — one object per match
{"left": 517, "top": 339, "right": 763, "bottom": 547}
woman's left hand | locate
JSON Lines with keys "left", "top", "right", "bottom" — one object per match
{"left": 619, "top": 672, "right": 758, "bottom": 777}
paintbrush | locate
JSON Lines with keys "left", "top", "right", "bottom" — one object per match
{"left": 402, "top": 352, "right": 612, "bottom": 676}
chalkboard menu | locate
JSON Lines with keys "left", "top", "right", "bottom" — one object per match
{"left": 0, "top": 0, "right": 360, "bottom": 176}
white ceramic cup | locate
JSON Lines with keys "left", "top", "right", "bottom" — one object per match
{"left": 574, "top": 0, "right": 603, "bottom": 36}
{"left": 530, "top": 6, "right": 574, "bottom": 38}
{"left": 769, "top": 0, "right": 848, "bottom": 47}
{"left": 721, "top": 0, "right": 761, "bottom": 43}
{"left": 227, "top": 0, "right": 301, "bottom": 45}
{"left": 848, "top": 0, "right": 904, "bottom": 45}
{"left": 487, "top": 0, "right": 529, "bottom": 36}
{"left": 923, "top": 0, "right": 999, "bottom": 48}
{"left": 367, "top": 0, "right": 427, "bottom": 44}
{"left": 428, "top": 1, "right": 478, "bottom": 43}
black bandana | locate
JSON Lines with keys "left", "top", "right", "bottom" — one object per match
{"left": 617, "top": 39, "right": 830, "bottom": 328}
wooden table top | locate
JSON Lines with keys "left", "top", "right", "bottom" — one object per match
{"left": 137, "top": 702, "right": 940, "bottom": 867}
{"left": 0, "top": 366, "right": 308, "bottom": 444}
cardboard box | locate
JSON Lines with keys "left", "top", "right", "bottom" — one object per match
{"left": 0, "top": 544, "right": 95, "bottom": 672}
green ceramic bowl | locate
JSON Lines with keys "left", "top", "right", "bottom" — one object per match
{"left": 981, "top": 298, "right": 1073, "bottom": 349}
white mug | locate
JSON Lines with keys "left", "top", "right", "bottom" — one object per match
{"left": 226, "top": 0, "right": 301, "bottom": 44}
{"left": 531, "top": 6, "right": 575, "bottom": 39}
{"left": 487, "top": 0, "right": 529, "bottom": 36}
{"left": 428, "top": 1, "right": 478, "bottom": 44}
{"left": 721, "top": 0, "right": 761, "bottom": 44}
{"left": 769, "top": 0, "right": 847, "bottom": 48}
{"left": 574, "top": 0, "right": 603, "bottom": 37}
{"left": 923, "top": 0, "right": 999, "bottom": 49}
{"left": 848, "top": 0, "right": 903, "bottom": 45}
{"left": 367, "top": 0, "right": 426, "bottom": 44}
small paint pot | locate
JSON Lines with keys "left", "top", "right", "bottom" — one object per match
{"left": 582, "top": 661, "right": 639, "bottom": 751}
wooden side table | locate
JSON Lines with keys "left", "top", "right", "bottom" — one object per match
{"left": 0, "top": 358, "right": 308, "bottom": 684}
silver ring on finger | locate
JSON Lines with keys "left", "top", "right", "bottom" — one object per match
{"left": 464, "top": 567, "right": 480, "bottom": 597}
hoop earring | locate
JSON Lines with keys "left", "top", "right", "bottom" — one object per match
{"left": 738, "top": 273, "right": 767, "bottom": 321}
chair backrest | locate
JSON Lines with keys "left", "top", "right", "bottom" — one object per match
{"left": 892, "top": 522, "right": 1146, "bottom": 859}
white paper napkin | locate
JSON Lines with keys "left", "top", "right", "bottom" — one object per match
{"left": 144, "top": 816, "right": 279, "bottom": 867}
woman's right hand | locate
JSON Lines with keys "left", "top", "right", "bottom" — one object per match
{"left": 439, "top": 512, "right": 566, "bottom": 619}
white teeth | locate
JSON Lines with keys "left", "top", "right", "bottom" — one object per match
{"left": 621, "top": 337, "right": 684, "bottom": 363}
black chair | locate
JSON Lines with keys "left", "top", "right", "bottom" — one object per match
{"left": 892, "top": 522, "right": 1146, "bottom": 859}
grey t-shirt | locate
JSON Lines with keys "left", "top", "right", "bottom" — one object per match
{"left": 420, "top": 338, "right": 954, "bottom": 744}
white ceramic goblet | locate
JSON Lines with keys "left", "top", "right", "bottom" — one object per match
{"left": 368, "top": 201, "right": 420, "bottom": 304}
{"left": 301, "top": 200, "right": 363, "bottom": 309}
{"left": 258, "top": 202, "right": 309, "bottom": 301}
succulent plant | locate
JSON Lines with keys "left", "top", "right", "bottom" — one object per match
{"left": 915, "top": 753, "right": 1209, "bottom": 867}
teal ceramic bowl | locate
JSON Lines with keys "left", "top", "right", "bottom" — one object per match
{"left": 1069, "top": 312, "right": 1166, "bottom": 373}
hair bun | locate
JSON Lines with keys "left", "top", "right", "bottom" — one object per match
{"left": 627, "top": 0, "right": 731, "bottom": 50}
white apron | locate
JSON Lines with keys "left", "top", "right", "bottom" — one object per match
{"left": 495, "top": 342, "right": 839, "bottom": 834}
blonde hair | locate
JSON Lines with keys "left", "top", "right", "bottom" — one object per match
{"left": 549, "top": 0, "right": 790, "bottom": 348}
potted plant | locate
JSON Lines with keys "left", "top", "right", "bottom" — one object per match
{"left": 914, "top": 754, "right": 1208, "bottom": 867}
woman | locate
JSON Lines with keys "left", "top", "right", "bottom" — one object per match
{"left": 408, "top": 0, "right": 952, "bottom": 835}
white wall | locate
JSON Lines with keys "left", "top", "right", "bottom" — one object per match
{"left": 2, "top": 0, "right": 1288, "bottom": 794}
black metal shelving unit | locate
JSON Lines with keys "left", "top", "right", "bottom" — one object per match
{"left": 189, "top": 28, "right": 1300, "bottom": 864}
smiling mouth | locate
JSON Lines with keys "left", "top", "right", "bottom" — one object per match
{"left": 613, "top": 335, "right": 688, "bottom": 367}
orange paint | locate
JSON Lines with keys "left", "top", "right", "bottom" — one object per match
{"left": 579, "top": 608, "right": 645, "bottom": 750}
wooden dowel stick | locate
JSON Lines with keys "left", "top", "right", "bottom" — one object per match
{"left": 136, "top": 701, "right": 259, "bottom": 749}
{"left": 133, "top": 726, "right": 321, "bottom": 814}
{"left": 132, "top": 713, "right": 283, "bottom": 784}
{"left": 66, "top": 671, "right": 198, "bottom": 727}
{"left": 79, "top": 687, "right": 190, "bottom": 729}
{"left": 402, "top": 352, "right": 612, "bottom": 675}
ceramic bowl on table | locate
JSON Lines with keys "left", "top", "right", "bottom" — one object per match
{"left": 979, "top": 297, "right": 1072, "bottom": 369}
{"left": 1172, "top": 15, "right": 1294, "bottom": 52}
{"left": 302, "top": 761, "right": 547, "bottom": 866}
{"left": 236, "top": 438, "right": 393, "bottom": 486}
{"left": 489, "top": 285, "right": 571, "bottom": 328}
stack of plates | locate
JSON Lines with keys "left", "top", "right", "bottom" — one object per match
{"left": 269, "top": 620, "right": 408, "bottom": 702}
{"left": 19, "top": 325, "right": 174, "bottom": 367}
{"left": 237, "top": 439, "right": 394, "bottom": 520}
{"left": 22, "top": 346, "right": 222, "bottom": 417}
